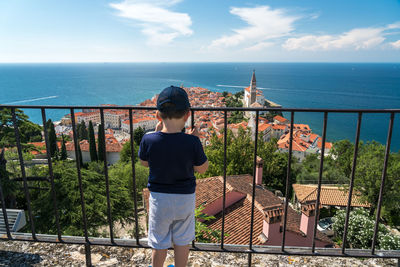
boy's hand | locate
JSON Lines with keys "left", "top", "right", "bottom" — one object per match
{"left": 189, "top": 126, "right": 200, "bottom": 137}
{"left": 155, "top": 121, "right": 163, "bottom": 132}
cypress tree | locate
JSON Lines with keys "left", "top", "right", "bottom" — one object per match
{"left": 97, "top": 123, "right": 105, "bottom": 162}
{"left": 88, "top": 121, "right": 97, "bottom": 162}
{"left": 49, "top": 121, "right": 58, "bottom": 158}
{"left": 60, "top": 134, "right": 68, "bottom": 160}
{"left": 77, "top": 143, "right": 83, "bottom": 168}
{"left": 78, "top": 121, "right": 88, "bottom": 140}
{"left": 133, "top": 126, "right": 145, "bottom": 145}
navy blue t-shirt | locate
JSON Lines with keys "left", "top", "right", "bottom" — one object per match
{"left": 138, "top": 132, "right": 207, "bottom": 194}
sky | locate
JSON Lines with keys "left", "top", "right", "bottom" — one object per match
{"left": 1, "top": 0, "right": 400, "bottom": 63}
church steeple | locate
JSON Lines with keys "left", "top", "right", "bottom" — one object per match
{"left": 250, "top": 70, "right": 257, "bottom": 105}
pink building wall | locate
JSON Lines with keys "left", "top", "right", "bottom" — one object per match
{"left": 202, "top": 191, "right": 246, "bottom": 218}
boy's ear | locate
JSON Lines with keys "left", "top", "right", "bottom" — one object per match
{"left": 156, "top": 111, "right": 162, "bottom": 121}
{"left": 184, "top": 110, "right": 191, "bottom": 121}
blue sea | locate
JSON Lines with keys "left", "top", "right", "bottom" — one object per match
{"left": 0, "top": 63, "right": 399, "bottom": 151}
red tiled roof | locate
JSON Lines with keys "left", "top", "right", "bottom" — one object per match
{"left": 293, "top": 184, "right": 370, "bottom": 208}
{"left": 143, "top": 175, "right": 332, "bottom": 246}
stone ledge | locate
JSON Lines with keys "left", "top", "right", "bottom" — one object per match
{"left": 0, "top": 241, "right": 397, "bottom": 266}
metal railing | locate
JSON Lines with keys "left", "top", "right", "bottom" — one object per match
{"left": 0, "top": 104, "right": 400, "bottom": 266}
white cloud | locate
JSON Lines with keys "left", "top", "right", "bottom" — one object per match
{"left": 209, "top": 6, "right": 299, "bottom": 50}
{"left": 282, "top": 24, "right": 400, "bottom": 51}
{"left": 244, "top": 42, "right": 274, "bottom": 51}
{"left": 110, "top": 0, "right": 192, "bottom": 45}
{"left": 391, "top": 40, "right": 400, "bottom": 49}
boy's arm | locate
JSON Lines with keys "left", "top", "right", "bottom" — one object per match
{"left": 140, "top": 159, "right": 149, "bottom": 167}
{"left": 194, "top": 160, "right": 208, "bottom": 174}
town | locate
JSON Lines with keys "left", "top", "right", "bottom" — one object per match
{"left": 42, "top": 71, "right": 332, "bottom": 164}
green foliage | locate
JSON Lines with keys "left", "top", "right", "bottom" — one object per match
{"left": 77, "top": 121, "right": 88, "bottom": 141}
{"left": 97, "top": 124, "right": 105, "bottom": 162}
{"left": 48, "top": 120, "right": 58, "bottom": 158}
{"left": 354, "top": 141, "right": 400, "bottom": 225}
{"left": 223, "top": 91, "right": 245, "bottom": 124}
{"left": 0, "top": 149, "right": 17, "bottom": 208}
{"left": 88, "top": 121, "right": 98, "bottom": 162}
{"left": 333, "top": 208, "right": 400, "bottom": 250}
{"left": 108, "top": 162, "right": 149, "bottom": 201}
{"left": 295, "top": 153, "right": 349, "bottom": 184}
{"left": 195, "top": 205, "right": 224, "bottom": 243}
{"left": 330, "top": 139, "right": 354, "bottom": 177}
{"left": 119, "top": 141, "right": 139, "bottom": 163}
{"left": 30, "top": 161, "right": 135, "bottom": 236}
{"left": 0, "top": 108, "right": 42, "bottom": 147}
{"left": 202, "top": 128, "right": 295, "bottom": 196}
{"left": 133, "top": 127, "right": 145, "bottom": 146}
{"left": 60, "top": 135, "right": 68, "bottom": 160}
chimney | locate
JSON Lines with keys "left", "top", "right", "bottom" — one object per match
{"left": 256, "top": 156, "right": 263, "bottom": 185}
{"left": 300, "top": 201, "right": 321, "bottom": 236}
{"left": 262, "top": 205, "right": 283, "bottom": 241}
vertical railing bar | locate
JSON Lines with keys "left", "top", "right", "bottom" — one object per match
{"left": 129, "top": 109, "right": 140, "bottom": 245}
{"left": 191, "top": 109, "right": 195, "bottom": 249}
{"left": 221, "top": 111, "right": 228, "bottom": 249}
{"left": 342, "top": 112, "right": 362, "bottom": 254}
{"left": 248, "top": 252, "right": 252, "bottom": 267}
{"left": 311, "top": 111, "right": 328, "bottom": 253}
{"left": 41, "top": 108, "right": 62, "bottom": 242}
{"left": 11, "top": 108, "right": 36, "bottom": 240}
{"left": 249, "top": 111, "right": 259, "bottom": 250}
{"left": 371, "top": 112, "right": 395, "bottom": 254}
{"left": 85, "top": 243, "right": 92, "bottom": 267}
{"left": 70, "top": 108, "right": 90, "bottom": 243}
{"left": 281, "top": 111, "right": 294, "bottom": 251}
{"left": 0, "top": 175, "right": 12, "bottom": 239}
{"left": 100, "top": 109, "right": 114, "bottom": 244}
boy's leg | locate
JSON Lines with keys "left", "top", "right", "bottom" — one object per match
{"left": 174, "top": 244, "right": 190, "bottom": 267}
{"left": 152, "top": 248, "right": 167, "bottom": 267}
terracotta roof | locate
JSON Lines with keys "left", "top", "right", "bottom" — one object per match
{"left": 274, "top": 115, "right": 288, "bottom": 123}
{"left": 293, "top": 184, "right": 370, "bottom": 208}
{"left": 143, "top": 175, "right": 332, "bottom": 246}
{"left": 65, "top": 140, "right": 123, "bottom": 153}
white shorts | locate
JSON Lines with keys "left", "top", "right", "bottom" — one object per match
{"left": 148, "top": 191, "right": 196, "bottom": 249}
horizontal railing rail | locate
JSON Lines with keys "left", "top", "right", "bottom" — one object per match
{"left": 0, "top": 104, "right": 399, "bottom": 267}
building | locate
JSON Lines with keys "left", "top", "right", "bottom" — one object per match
{"left": 143, "top": 159, "right": 333, "bottom": 247}
{"left": 292, "top": 184, "right": 371, "bottom": 209}
{"left": 65, "top": 140, "right": 123, "bottom": 165}
{"left": 121, "top": 117, "right": 158, "bottom": 133}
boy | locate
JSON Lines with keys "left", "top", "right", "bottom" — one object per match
{"left": 139, "top": 86, "right": 209, "bottom": 267}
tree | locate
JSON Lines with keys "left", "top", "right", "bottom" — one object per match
{"left": 0, "top": 149, "right": 17, "bottom": 208}
{"left": 133, "top": 127, "right": 145, "bottom": 145}
{"left": 201, "top": 128, "right": 294, "bottom": 196}
{"left": 88, "top": 121, "right": 97, "bottom": 162}
{"left": 48, "top": 120, "right": 58, "bottom": 158}
{"left": 119, "top": 141, "right": 139, "bottom": 163}
{"left": 354, "top": 141, "right": 400, "bottom": 225}
{"left": 0, "top": 108, "right": 42, "bottom": 147}
{"left": 330, "top": 139, "right": 354, "bottom": 177}
{"left": 77, "top": 121, "right": 88, "bottom": 141}
{"left": 333, "top": 208, "right": 400, "bottom": 250}
{"left": 77, "top": 144, "right": 84, "bottom": 168}
{"left": 295, "top": 154, "right": 348, "bottom": 185}
{"left": 97, "top": 124, "right": 105, "bottom": 162}
{"left": 60, "top": 135, "right": 68, "bottom": 160}
{"left": 30, "top": 161, "right": 135, "bottom": 236}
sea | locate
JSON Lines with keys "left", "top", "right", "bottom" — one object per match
{"left": 0, "top": 63, "right": 399, "bottom": 151}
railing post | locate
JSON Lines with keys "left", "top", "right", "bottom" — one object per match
{"left": 342, "top": 112, "right": 362, "bottom": 254}
{"left": 85, "top": 243, "right": 92, "bottom": 267}
{"left": 371, "top": 112, "right": 395, "bottom": 254}
{"left": 129, "top": 109, "right": 140, "bottom": 245}
{"left": 221, "top": 111, "right": 228, "bottom": 249}
{"left": 281, "top": 111, "right": 294, "bottom": 251}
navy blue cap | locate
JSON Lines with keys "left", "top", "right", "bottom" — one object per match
{"left": 157, "top": 86, "right": 190, "bottom": 112}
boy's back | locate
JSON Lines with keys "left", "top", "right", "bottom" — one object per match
{"left": 139, "top": 131, "right": 207, "bottom": 194}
